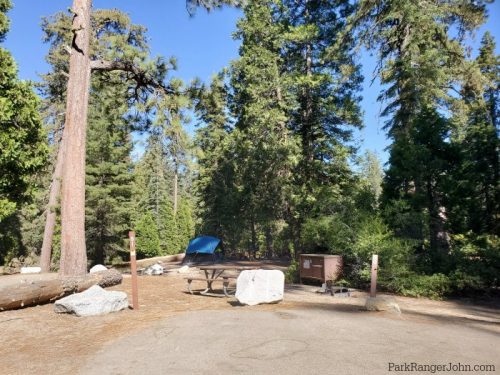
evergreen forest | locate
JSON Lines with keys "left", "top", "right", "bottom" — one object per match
{"left": 0, "top": 0, "right": 498, "bottom": 298}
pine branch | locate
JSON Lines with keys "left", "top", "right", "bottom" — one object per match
{"left": 90, "top": 59, "right": 176, "bottom": 97}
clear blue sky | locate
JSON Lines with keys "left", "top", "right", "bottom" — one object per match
{"left": 3, "top": 0, "right": 500, "bottom": 165}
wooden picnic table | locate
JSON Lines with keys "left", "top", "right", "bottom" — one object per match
{"left": 185, "top": 265, "right": 259, "bottom": 297}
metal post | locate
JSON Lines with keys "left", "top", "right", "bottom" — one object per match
{"left": 129, "top": 231, "right": 139, "bottom": 310}
{"left": 370, "top": 254, "right": 378, "bottom": 298}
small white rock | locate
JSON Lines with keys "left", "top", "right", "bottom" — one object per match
{"left": 365, "top": 296, "right": 401, "bottom": 314}
{"left": 177, "top": 265, "right": 190, "bottom": 274}
{"left": 89, "top": 264, "right": 108, "bottom": 273}
{"left": 144, "top": 263, "right": 164, "bottom": 275}
{"left": 20, "top": 266, "right": 41, "bottom": 274}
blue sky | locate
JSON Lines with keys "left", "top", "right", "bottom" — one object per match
{"left": 3, "top": 0, "right": 500, "bottom": 165}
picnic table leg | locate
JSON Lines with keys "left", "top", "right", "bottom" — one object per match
{"left": 199, "top": 269, "right": 228, "bottom": 296}
{"left": 200, "top": 270, "right": 214, "bottom": 295}
{"left": 187, "top": 279, "right": 194, "bottom": 294}
{"left": 223, "top": 277, "right": 233, "bottom": 297}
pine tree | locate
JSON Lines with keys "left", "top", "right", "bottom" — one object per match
{"left": 132, "top": 134, "right": 182, "bottom": 255}
{"left": 474, "top": 32, "right": 499, "bottom": 233}
{"left": 37, "top": 10, "right": 73, "bottom": 270}
{"left": 159, "top": 197, "right": 179, "bottom": 254}
{"left": 281, "top": 0, "right": 363, "bottom": 252}
{"left": 135, "top": 212, "right": 161, "bottom": 258}
{"left": 283, "top": 0, "right": 363, "bottom": 182}
{"left": 0, "top": 0, "right": 47, "bottom": 221}
{"left": 351, "top": 0, "right": 486, "bottom": 134}
{"left": 193, "top": 72, "right": 239, "bottom": 246}
{"left": 0, "top": 0, "right": 47, "bottom": 263}
{"left": 383, "top": 108, "right": 455, "bottom": 269}
{"left": 352, "top": 0, "right": 487, "bottom": 263}
{"left": 85, "top": 75, "right": 134, "bottom": 265}
{"left": 449, "top": 32, "right": 499, "bottom": 234}
{"left": 53, "top": 0, "right": 233, "bottom": 275}
{"left": 148, "top": 72, "right": 192, "bottom": 218}
{"left": 230, "top": 0, "right": 299, "bottom": 256}
{"left": 133, "top": 135, "right": 172, "bottom": 224}
{"left": 176, "top": 195, "right": 195, "bottom": 252}
{"left": 359, "top": 150, "right": 384, "bottom": 208}
{"left": 37, "top": 8, "right": 159, "bottom": 267}
{"left": 193, "top": 0, "right": 365, "bottom": 256}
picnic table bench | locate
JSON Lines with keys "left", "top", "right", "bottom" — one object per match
{"left": 184, "top": 275, "right": 237, "bottom": 297}
{"left": 184, "top": 265, "right": 258, "bottom": 297}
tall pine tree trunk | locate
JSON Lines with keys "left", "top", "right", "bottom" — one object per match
{"left": 250, "top": 214, "right": 257, "bottom": 259}
{"left": 302, "top": 1, "right": 313, "bottom": 166}
{"left": 304, "top": 41, "right": 313, "bottom": 162}
{"left": 265, "top": 225, "right": 272, "bottom": 259}
{"left": 59, "top": 0, "right": 92, "bottom": 277}
{"left": 40, "top": 140, "right": 64, "bottom": 272}
{"left": 173, "top": 162, "right": 178, "bottom": 215}
{"left": 427, "top": 179, "right": 450, "bottom": 269}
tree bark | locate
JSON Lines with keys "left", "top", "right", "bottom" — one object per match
{"left": 302, "top": 0, "right": 314, "bottom": 166}
{"left": 173, "top": 164, "right": 179, "bottom": 215}
{"left": 427, "top": 179, "right": 450, "bottom": 269}
{"left": 0, "top": 269, "right": 122, "bottom": 311}
{"left": 250, "top": 214, "right": 257, "bottom": 259}
{"left": 40, "top": 141, "right": 65, "bottom": 272}
{"left": 59, "top": 0, "right": 93, "bottom": 277}
{"left": 265, "top": 225, "right": 273, "bottom": 259}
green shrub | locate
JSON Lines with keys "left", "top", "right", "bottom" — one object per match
{"left": 449, "top": 270, "right": 484, "bottom": 292}
{"left": 382, "top": 199, "right": 427, "bottom": 241}
{"left": 449, "top": 233, "right": 500, "bottom": 292}
{"left": 384, "top": 273, "right": 452, "bottom": 299}
{"left": 0, "top": 213, "right": 24, "bottom": 266}
{"left": 285, "top": 259, "right": 300, "bottom": 283}
{"left": 351, "top": 216, "right": 416, "bottom": 286}
{"left": 301, "top": 215, "right": 355, "bottom": 254}
{"left": 298, "top": 213, "right": 499, "bottom": 299}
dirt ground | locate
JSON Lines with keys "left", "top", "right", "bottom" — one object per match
{"left": 1, "top": 268, "right": 499, "bottom": 375}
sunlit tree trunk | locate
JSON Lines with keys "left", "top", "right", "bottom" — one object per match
{"left": 59, "top": 0, "right": 92, "bottom": 276}
{"left": 40, "top": 140, "right": 64, "bottom": 272}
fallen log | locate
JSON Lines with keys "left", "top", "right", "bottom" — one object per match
{"left": 113, "top": 253, "right": 185, "bottom": 272}
{"left": 0, "top": 269, "right": 123, "bottom": 311}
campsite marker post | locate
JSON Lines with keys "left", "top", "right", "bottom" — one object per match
{"left": 370, "top": 254, "right": 378, "bottom": 298}
{"left": 129, "top": 231, "right": 139, "bottom": 310}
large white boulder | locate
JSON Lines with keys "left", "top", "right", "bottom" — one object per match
{"left": 54, "top": 285, "right": 128, "bottom": 317}
{"left": 89, "top": 264, "right": 108, "bottom": 273}
{"left": 235, "top": 270, "right": 284, "bottom": 306}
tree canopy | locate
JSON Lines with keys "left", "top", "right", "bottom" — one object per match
{"left": 0, "top": 0, "right": 47, "bottom": 222}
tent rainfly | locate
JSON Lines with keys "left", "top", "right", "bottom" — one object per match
{"left": 183, "top": 236, "right": 223, "bottom": 263}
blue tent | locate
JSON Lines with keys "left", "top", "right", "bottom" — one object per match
{"left": 186, "top": 236, "right": 221, "bottom": 255}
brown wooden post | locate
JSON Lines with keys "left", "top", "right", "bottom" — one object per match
{"left": 370, "top": 254, "right": 378, "bottom": 298}
{"left": 129, "top": 231, "right": 139, "bottom": 310}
